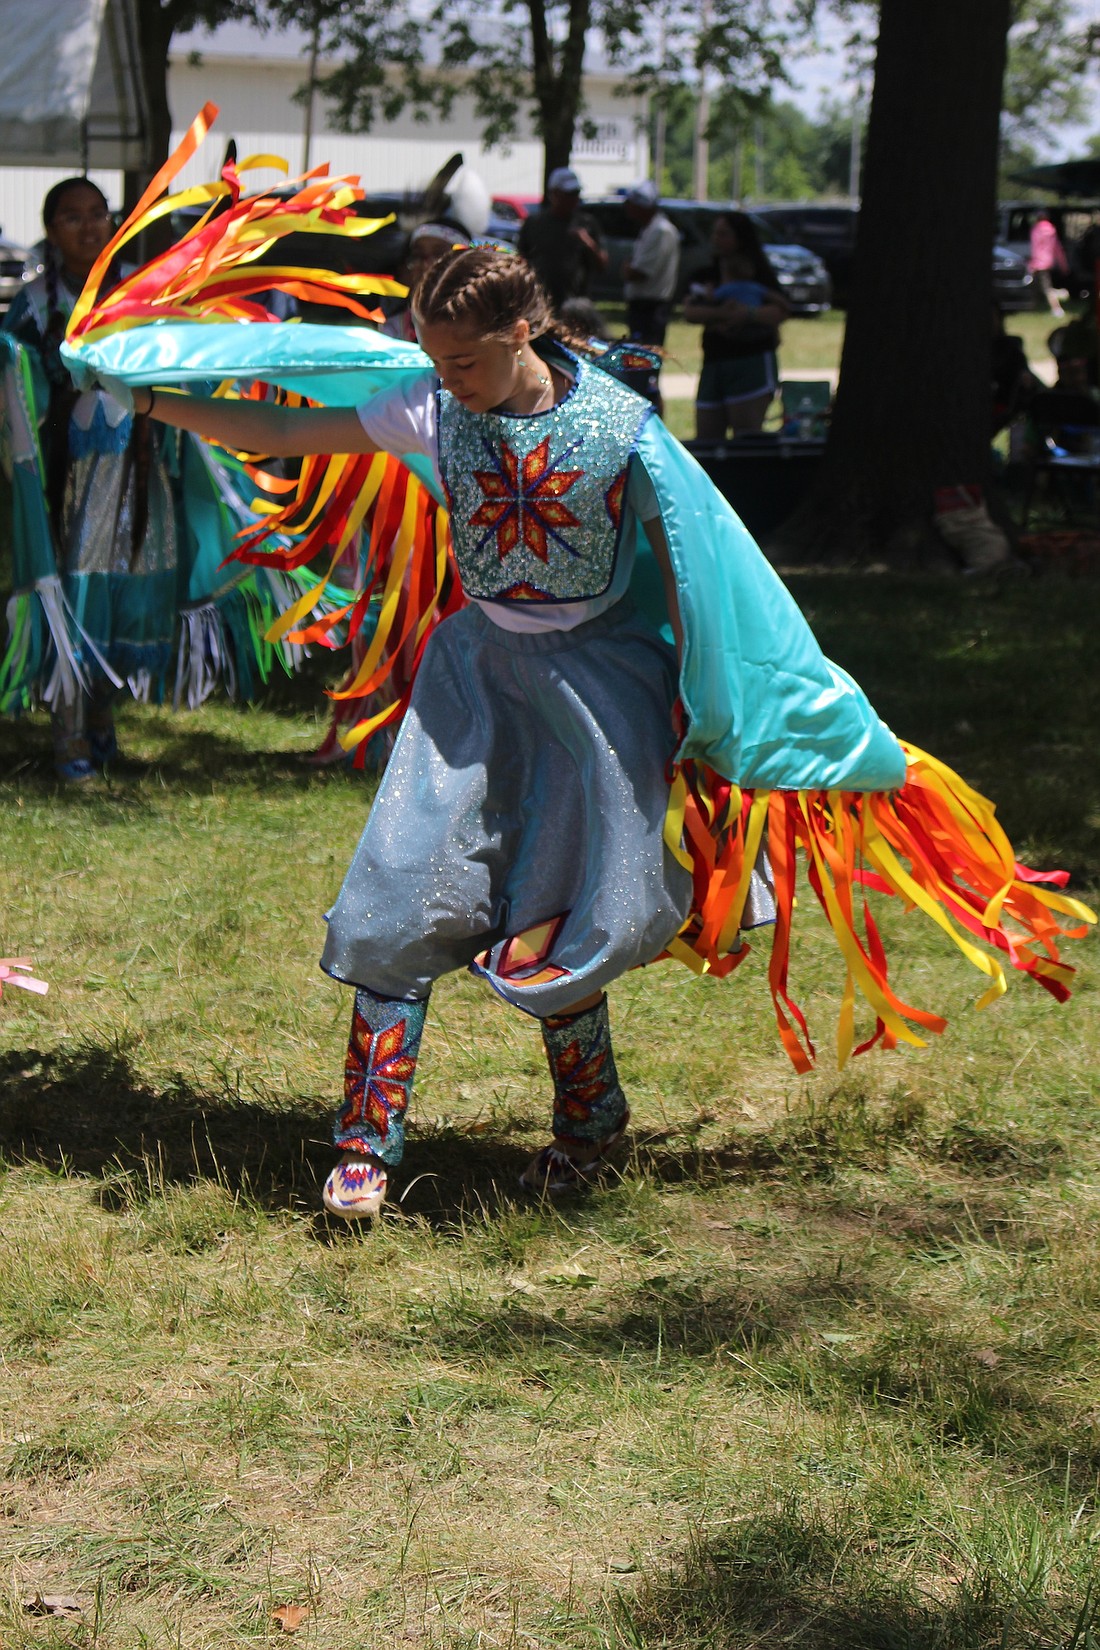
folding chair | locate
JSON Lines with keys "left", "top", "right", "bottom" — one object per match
{"left": 779, "top": 379, "right": 832, "bottom": 439}
{"left": 1021, "top": 390, "right": 1100, "bottom": 528}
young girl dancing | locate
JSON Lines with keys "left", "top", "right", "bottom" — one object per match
{"left": 68, "top": 241, "right": 1093, "bottom": 1222}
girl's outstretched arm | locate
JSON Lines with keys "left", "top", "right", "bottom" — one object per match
{"left": 133, "top": 386, "right": 380, "bottom": 458}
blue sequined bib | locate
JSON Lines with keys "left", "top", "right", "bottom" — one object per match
{"left": 437, "top": 353, "right": 652, "bottom": 604}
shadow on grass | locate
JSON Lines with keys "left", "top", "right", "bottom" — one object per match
{"left": 4, "top": 1043, "right": 1100, "bottom": 1493}
{"left": 0, "top": 1043, "right": 543, "bottom": 1233}
{"left": 607, "top": 1506, "right": 1099, "bottom": 1649}
{"left": 0, "top": 1037, "right": 1075, "bottom": 1238}
{"left": 786, "top": 574, "right": 1100, "bottom": 883}
{"left": 0, "top": 719, "right": 375, "bottom": 802}
{"left": 0, "top": 1042, "right": 334, "bottom": 1212}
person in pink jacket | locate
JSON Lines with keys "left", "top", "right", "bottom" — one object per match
{"left": 1029, "top": 215, "right": 1068, "bottom": 318}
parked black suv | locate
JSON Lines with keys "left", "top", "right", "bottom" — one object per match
{"left": 995, "top": 200, "right": 1099, "bottom": 300}
{"left": 752, "top": 204, "right": 1034, "bottom": 311}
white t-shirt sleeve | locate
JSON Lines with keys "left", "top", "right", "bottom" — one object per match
{"left": 354, "top": 372, "right": 438, "bottom": 463}
{"left": 627, "top": 456, "right": 660, "bottom": 523}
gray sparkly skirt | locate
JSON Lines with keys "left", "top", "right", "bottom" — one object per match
{"left": 321, "top": 599, "right": 697, "bottom": 1016}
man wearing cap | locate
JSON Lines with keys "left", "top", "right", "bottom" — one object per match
{"left": 622, "top": 180, "right": 680, "bottom": 349}
{"left": 518, "top": 167, "right": 608, "bottom": 312}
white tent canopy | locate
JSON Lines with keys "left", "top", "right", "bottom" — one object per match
{"left": 0, "top": 0, "right": 149, "bottom": 169}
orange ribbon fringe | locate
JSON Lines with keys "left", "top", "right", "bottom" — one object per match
{"left": 235, "top": 430, "right": 463, "bottom": 760}
{"left": 65, "top": 104, "right": 461, "bottom": 759}
{"left": 67, "top": 103, "right": 402, "bottom": 342}
{"left": 661, "top": 740, "right": 1095, "bottom": 1072}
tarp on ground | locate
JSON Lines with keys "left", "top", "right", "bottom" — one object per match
{"left": 0, "top": 0, "right": 150, "bottom": 169}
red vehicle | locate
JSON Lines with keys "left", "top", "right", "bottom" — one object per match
{"left": 489, "top": 195, "right": 542, "bottom": 240}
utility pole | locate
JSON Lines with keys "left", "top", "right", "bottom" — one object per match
{"left": 691, "top": 0, "right": 711, "bottom": 200}
{"left": 848, "top": 78, "right": 863, "bottom": 205}
{"left": 302, "top": 8, "right": 322, "bottom": 173}
{"left": 693, "top": 86, "right": 710, "bottom": 200}
{"left": 653, "top": 102, "right": 667, "bottom": 188}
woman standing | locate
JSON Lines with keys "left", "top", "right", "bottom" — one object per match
{"left": 683, "top": 212, "right": 789, "bottom": 440}
{"left": 2, "top": 178, "right": 178, "bottom": 779}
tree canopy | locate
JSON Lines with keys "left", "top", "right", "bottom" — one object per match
{"left": 134, "top": 0, "right": 1098, "bottom": 200}
{"left": 264, "top": 0, "right": 811, "bottom": 189}
{"left": 655, "top": 91, "right": 855, "bottom": 200}
{"left": 128, "top": 1, "right": 263, "bottom": 203}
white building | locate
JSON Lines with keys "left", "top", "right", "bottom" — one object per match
{"left": 0, "top": 18, "right": 648, "bottom": 248}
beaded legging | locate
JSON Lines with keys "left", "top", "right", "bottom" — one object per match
{"left": 333, "top": 989, "right": 627, "bottom": 1167}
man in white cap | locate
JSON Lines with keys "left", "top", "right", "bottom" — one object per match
{"left": 518, "top": 166, "right": 608, "bottom": 311}
{"left": 622, "top": 180, "right": 680, "bottom": 350}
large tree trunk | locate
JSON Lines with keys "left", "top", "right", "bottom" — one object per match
{"left": 123, "top": 1, "right": 176, "bottom": 217}
{"left": 529, "top": 0, "right": 590, "bottom": 190}
{"left": 771, "top": 0, "right": 1011, "bottom": 570}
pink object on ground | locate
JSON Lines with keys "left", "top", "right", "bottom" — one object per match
{"left": 0, "top": 959, "right": 48, "bottom": 997}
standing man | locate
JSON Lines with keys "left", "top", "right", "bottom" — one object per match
{"left": 518, "top": 167, "right": 608, "bottom": 313}
{"left": 622, "top": 180, "right": 680, "bottom": 349}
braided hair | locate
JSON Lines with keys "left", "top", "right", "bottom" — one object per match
{"left": 412, "top": 245, "right": 595, "bottom": 356}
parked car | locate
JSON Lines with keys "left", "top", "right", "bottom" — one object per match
{"left": 995, "top": 200, "right": 1100, "bottom": 300}
{"left": 991, "top": 244, "right": 1034, "bottom": 311}
{"left": 580, "top": 197, "right": 832, "bottom": 314}
{"left": 752, "top": 203, "right": 1036, "bottom": 311}
{"left": 750, "top": 222, "right": 833, "bottom": 316}
{"left": 489, "top": 194, "right": 541, "bottom": 240}
{"left": 0, "top": 234, "right": 42, "bottom": 315}
{"left": 751, "top": 206, "right": 859, "bottom": 302}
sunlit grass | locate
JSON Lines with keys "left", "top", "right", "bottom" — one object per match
{"left": 0, "top": 578, "right": 1097, "bottom": 1647}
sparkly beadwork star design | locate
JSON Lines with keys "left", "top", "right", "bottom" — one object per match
{"left": 551, "top": 1031, "right": 614, "bottom": 1114}
{"left": 618, "top": 350, "right": 659, "bottom": 371}
{"left": 605, "top": 468, "right": 627, "bottom": 529}
{"left": 470, "top": 435, "right": 585, "bottom": 562}
{"left": 343, "top": 1013, "right": 417, "bottom": 1140}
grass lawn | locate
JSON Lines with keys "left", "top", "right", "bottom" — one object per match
{"left": 0, "top": 574, "right": 1098, "bottom": 1649}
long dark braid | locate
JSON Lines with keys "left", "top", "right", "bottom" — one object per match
{"left": 41, "top": 238, "right": 80, "bottom": 544}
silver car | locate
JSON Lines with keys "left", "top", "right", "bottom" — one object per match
{"left": 0, "top": 234, "right": 43, "bottom": 315}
